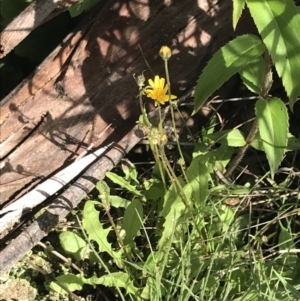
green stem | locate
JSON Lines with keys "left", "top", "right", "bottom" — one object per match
{"left": 163, "top": 59, "right": 186, "bottom": 167}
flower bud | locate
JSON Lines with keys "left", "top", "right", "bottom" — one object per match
{"left": 159, "top": 46, "right": 171, "bottom": 60}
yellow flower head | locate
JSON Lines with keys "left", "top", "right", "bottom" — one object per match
{"left": 144, "top": 76, "right": 177, "bottom": 106}
{"left": 159, "top": 46, "right": 172, "bottom": 60}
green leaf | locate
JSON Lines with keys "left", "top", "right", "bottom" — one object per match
{"left": 93, "top": 272, "right": 138, "bottom": 295}
{"left": 251, "top": 132, "right": 300, "bottom": 152}
{"left": 106, "top": 171, "right": 143, "bottom": 197}
{"left": 185, "top": 156, "right": 210, "bottom": 207}
{"left": 96, "top": 180, "right": 111, "bottom": 208}
{"left": 247, "top": 0, "right": 300, "bottom": 110}
{"left": 205, "top": 129, "right": 246, "bottom": 147}
{"left": 214, "top": 144, "right": 234, "bottom": 169}
{"left": 157, "top": 178, "right": 186, "bottom": 251}
{"left": 218, "top": 205, "right": 234, "bottom": 232}
{"left": 239, "top": 56, "right": 268, "bottom": 94}
{"left": 50, "top": 274, "right": 83, "bottom": 294}
{"left": 255, "top": 97, "right": 289, "bottom": 178}
{"left": 279, "top": 224, "right": 297, "bottom": 269}
{"left": 59, "top": 231, "right": 88, "bottom": 262}
{"left": 121, "top": 159, "right": 139, "bottom": 185}
{"left": 82, "top": 201, "right": 122, "bottom": 265}
{"left": 193, "top": 34, "right": 265, "bottom": 114}
{"left": 109, "top": 195, "right": 131, "bottom": 208}
{"left": 122, "top": 199, "right": 143, "bottom": 245}
{"left": 157, "top": 155, "right": 210, "bottom": 251}
{"left": 232, "top": 0, "right": 246, "bottom": 30}
{"left": 143, "top": 178, "right": 164, "bottom": 200}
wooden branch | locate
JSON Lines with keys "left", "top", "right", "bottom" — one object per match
{"left": 0, "top": 0, "right": 61, "bottom": 59}
{"left": 0, "top": 124, "right": 144, "bottom": 276}
{"left": 0, "top": 141, "right": 114, "bottom": 239}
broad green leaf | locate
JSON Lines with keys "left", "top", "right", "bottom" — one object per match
{"left": 93, "top": 272, "right": 138, "bottom": 295}
{"left": 247, "top": 0, "right": 300, "bottom": 110}
{"left": 255, "top": 97, "right": 289, "bottom": 178}
{"left": 214, "top": 144, "right": 234, "bottom": 169}
{"left": 50, "top": 274, "right": 83, "bottom": 294}
{"left": 232, "top": 0, "right": 246, "bottom": 29}
{"left": 219, "top": 205, "right": 234, "bottom": 232}
{"left": 157, "top": 155, "right": 210, "bottom": 251}
{"left": 59, "top": 231, "right": 88, "bottom": 262}
{"left": 239, "top": 56, "right": 267, "bottom": 94}
{"left": 143, "top": 179, "right": 164, "bottom": 200}
{"left": 106, "top": 171, "right": 143, "bottom": 197}
{"left": 185, "top": 156, "right": 209, "bottom": 207}
{"left": 193, "top": 34, "right": 265, "bottom": 114}
{"left": 82, "top": 201, "right": 122, "bottom": 265}
{"left": 205, "top": 129, "right": 246, "bottom": 147}
{"left": 157, "top": 177, "right": 186, "bottom": 251}
{"left": 109, "top": 195, "right": 131, "bottom": 208}
{"left": 251, "top": 132, "right": 300, "bottom": 152}
{"left": 122, "top": 199, "right": 143, "bottom": 245}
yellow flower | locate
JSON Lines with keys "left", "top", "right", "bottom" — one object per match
{"left": 144, "top": 76, "right": 176, "bottom": 106}
{"left": 159, "top": 46, "right": 172, "bottom": 60}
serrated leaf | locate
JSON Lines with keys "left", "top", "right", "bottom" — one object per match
{"left": 247, "top": 0, "right": 300, "bottom": 110}
{"left": 157, "top": 179, "right": 186, "bottom": 251}
{"left": 82, "top": 200, "right": 122, "bottom": 265}
{"left": 59, "top": 231, "right": 88, "bottom": 262}
{"left": 50, "top": 274, "right": 83, "bottom": 294}
{"left": 255, "top": 97, "right": 289, "bottom": 178}
{"left": 205, "top": 129, "right": 246, "bottom": 147}
{"left": 106, "top": 171, "right": 143, "bottom": 197}
{"left": 193, "top": 34, "right": 265, "bottom": 114}
{"left": 233, "top": 0, "right": 246, "bottom": 29}
{"left": 122, "top": 199, "right": 143, "bottom": 245}
{"left": 93, "top": 272, "right": 138, "bottom": 295}
{"left": 239, "top": 56, "right": 267, "bottom": 94}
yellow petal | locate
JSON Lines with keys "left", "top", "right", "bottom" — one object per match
{"left": 148, "top": 79, "right": 155, "bottom": 88}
